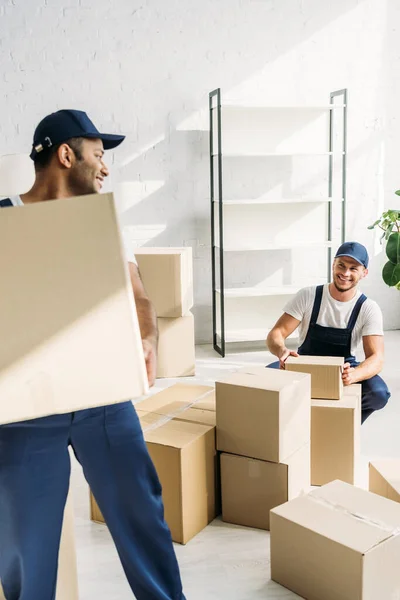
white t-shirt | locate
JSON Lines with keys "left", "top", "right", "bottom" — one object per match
{"left": 284, "top": 284, "right": 384, "bottom": 360}
{"left": 8, "top": 195, "right": 137, "bottom": 266}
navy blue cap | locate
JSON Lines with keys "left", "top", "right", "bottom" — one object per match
{"left": 335, "top": 241, "right": 369, "bottom": 268}
{"left": 30, "top": 109, "right": 125, "bottom": 159}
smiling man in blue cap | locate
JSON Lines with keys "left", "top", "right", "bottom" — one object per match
{"left": 266, "top": 241, "right": 390, "bottom": 423}
{"left": 0, "top": 110, "right": 186, "bottom": 600}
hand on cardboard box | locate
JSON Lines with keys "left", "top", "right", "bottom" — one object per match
{"left": 342, "top": 362, "right": 356, "bottom": 386}
{"left": 142, "top": 339, "right": 157, "bottom": 387}
{"left": 278, "top": 348, "right": 299, "bottom": 369}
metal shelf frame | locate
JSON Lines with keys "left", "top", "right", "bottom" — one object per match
{"left": 209, "top": 88, "right": 348, "bottom": 357}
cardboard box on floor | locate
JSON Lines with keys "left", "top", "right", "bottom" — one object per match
{"left": 221, "top": 442, "right": 310, "bottom": 531}
{"left": 0, "top": 193, "right": 148, "bottom": 425}
{"left": 91, "top": 383, "right": 218, "bottom": 543}
{"left": 216, "top": 366, "right": 311, "bottom": 463}
{"left": 311, "top": 384, "right": 361, "bottom": 486}
{"left": 369, "top": 459, "right": 400, "bottom": 503}
{"left": 157, "top": 313, "right": 195, "bottom": 378}
{"left": 285, "top": 355, "right": 344, "bottom": 400}
{"left": 133, "top": 247, "right": 193, "bottom": 318}
{"left": 270, "top": 480, "right": 400, "bottom": 600}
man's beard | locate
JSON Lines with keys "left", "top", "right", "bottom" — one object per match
{"left": 333, "top": 275, "right": 356, "bottom": 293}
{"left": 68, "top": 165, "right": 98, "bottom": 196}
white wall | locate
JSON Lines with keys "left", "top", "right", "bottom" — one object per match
{"left": 1, "top": 0, "right": 399, "bottom": 343}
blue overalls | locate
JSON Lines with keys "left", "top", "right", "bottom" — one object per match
{"left": 268, "top": 285, "right": 390, "bottom": 423}
{"left": 0, "top": 198, "right": 186, "bottom": 600}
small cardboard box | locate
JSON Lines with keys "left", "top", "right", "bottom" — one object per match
{"left": 0, "top": 193, "right": 148, "bottom": 425}
{"left": 134, "top": 247, "right": 193, "bottom": 318}
{"left": 270, "top": 480, "right": 400, "bottom": 600}
{"left": 216, "top": 367, "right": 311, "bottom": 463}
{"left": 369, "top": 459, "right": 400, "bottom": 503}
{"left": 311, "top": 384, "right": 361, "bottom": 485}
{"left": 157, "top": 313, "right": 195, "bottom": 378}
{"left": 285, "top": 355, "right": 344, "bottom": 400}
{"left": 221, "top": 442, "right": 310, "bottom": 531}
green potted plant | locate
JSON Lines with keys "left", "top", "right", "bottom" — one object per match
{"left": 368, "top": 191, "right": 400, "bottom": 290}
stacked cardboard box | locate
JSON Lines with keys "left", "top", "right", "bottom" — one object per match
{"left": 90, "top": 383, "right": 218, "bottom": 544}
{"left": 216, "top": 366, "right": 311, "bottom": 531}
{"left": 286, "top": 356, "right": 362, "bottom": 485}
{"left": 270, "top": 479, "right": 400, "bottom": 600}
{"left": 369, "top": 459, "right": 400, "bottom": 503}
{"left": 133, "top": 247, "right": 195, "bottom": 378}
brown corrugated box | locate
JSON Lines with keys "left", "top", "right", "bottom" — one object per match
{"left": 134, "top": 247, "right": 193, "bottom": 318}
{"left": 311, "top": 384, "right": 361, "bottom": 485}
{"left": 221, "top": 442, "right": 310, "bottom": 531}
{"left": 216, "top": 366, "right": 311, "bottom": 463}
{"left": 369, "top": 459, "right": 400, "bottom": 503}
{"left": 0, "top": 193, "right": 148, "bottom": 425}
{"left": 135, "top": 383, "right": 213, "bottom": 416}
{"left": 285, "top": 355, "right": 344, "bottom": 400}
{"left": 270, "top": 480, "right": 400, "bottom": 600}
{"left": 157, "top": 313, "right": 195, "bottom": 378}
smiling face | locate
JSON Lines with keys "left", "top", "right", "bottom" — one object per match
{"left": 332, "top": 256, "right": 368, "bottom": 293}
{"left": 68, "top": 137, "right": 109, "bottom": 195}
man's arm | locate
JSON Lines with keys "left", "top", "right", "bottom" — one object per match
{"left": 266, "top": 313, "right": 301, "bottom": 368}
{"left": 128, "top": 262, "right": 158, "bottom": 387}
{"left": 342, "top": 335, "right": 384, "bottom": 385}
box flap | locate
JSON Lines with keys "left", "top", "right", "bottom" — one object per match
{"left": 271, "top": 480, "right": 400, "bottom": 554}
{"left": 370, "top": 460, "right": 400, "bottom": 496}
{"left": 174, "top": 407, "right": 216, "bottom": 427}
{"left": 135, "top": 383, "right": 213, "bottom": 414}
{"left": 219, "top": 369, "right": 310, "bottom": 393}
{"left": 144, "top": 418, "right": 214, "bottom": 448}
{"left": 286, "top": 355, "right": 344, "bottom": 366}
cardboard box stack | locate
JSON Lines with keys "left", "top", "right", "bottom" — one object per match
{"left": 133, "top": 247, "right": 195, "bottom": 378}
{"left": 369, "top": 459, "right": 400, "bottom": 503}
{"left": 90, "top": 383, "right": 218, "bottom": 544}
{"left": 216, "top": 366, "right": 311, "bottom": 531}
{"left": 286, "top": 356, "right": 362, "bottom": 486}
{"left": 270, "top": 479, "right": 400, "bottom": 600}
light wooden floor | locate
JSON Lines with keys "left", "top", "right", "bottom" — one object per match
{"left": 71, "top": 330, "right": 400, "bottom": 599}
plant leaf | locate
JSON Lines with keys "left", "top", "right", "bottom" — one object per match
{"left": 386, "top": 232, "right": 400, "bottom": 264}
{"left": 367, "top": 219, "right": 381, "bottom": 229}
{"left": 395, "top": 190, "right": 400, "bottom": 196}
{"left": 382, "top": 262, "right": 400, "bottom": 286}
{"left": 385, "top": 224, "right": 394, "bottom": 240}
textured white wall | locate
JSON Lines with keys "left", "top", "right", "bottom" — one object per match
{"left": 1, "top": 0, "right": 399, "bottom": 342}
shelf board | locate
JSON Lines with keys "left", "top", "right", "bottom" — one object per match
{"left": 215, "top": 286, "right": 301, "bottom": 298}
{"left": 213, "top": 197, "right": 338, "bottom": 206}
{"left": 212, "top": 103, "right": 346, "bottom": 110}
{"left": 212, "top": 151, "right": 339, "bottom": 158}
{"left": 215, "top": 241, "right": 334, "bottom": 252}
{"left": 220, "top": 328, "right": 299, "bottom": 344}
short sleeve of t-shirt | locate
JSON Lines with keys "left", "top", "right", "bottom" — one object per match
{"left": 283, "top": 287, "right": 314, "bottom": 321}
{"left": 360, "top": 299, "right": 384, "bottom": 336}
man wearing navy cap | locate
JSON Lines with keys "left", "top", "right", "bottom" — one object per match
{"left": 0, "top": 111, "right": 186, "bottom": 600}
{"left": 266, "top": 241, "right": 390, "bottom": 423}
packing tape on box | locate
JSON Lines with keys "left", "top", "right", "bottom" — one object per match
{"left": 137, "top": 389, "right": 215, "bottom": 433}
{"left": 309, "top": 491, "right": 400, "bottom": 540}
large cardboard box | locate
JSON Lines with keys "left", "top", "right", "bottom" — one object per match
{"left": 216, "top": 367, "right": 311, "bottom": 463}
{"left": 285, "top": 355, "right": 344, "bottom": 400}
{"left": 221, "top": 442, "right": 310, "bottom": 531}
{"left": 0, "top": 193, "right": 148, "bottom": 424}
{"left": 369, "top": 459, "right": 400, "bottom": 503}
{"left": 270, "top": 480, "right": 400, "bottom": 600}
{"left": 311, "top": 384, "right": 361, "bottom": 485}
{"left": 157, "top": 313, "right": 195, "bottom": 378}
{"left": 134, "top": 247, "right": 193, "bottom": 318}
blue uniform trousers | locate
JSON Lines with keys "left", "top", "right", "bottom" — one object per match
{"left": 0, "top": 401, "right": 186, "bottom": 600}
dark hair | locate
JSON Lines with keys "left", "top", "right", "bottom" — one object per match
{"left": 33, "top": 136, "right": 85, "bottom": 171}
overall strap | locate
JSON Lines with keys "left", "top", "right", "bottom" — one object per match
{"left": 347, "top": 293, "right": 367, "bottom": 331}
{"left": 0, "top": 198, "right": 13, "bottom": 208}
{"left": 309, "top": 285, "right": 324, "bottom": 325}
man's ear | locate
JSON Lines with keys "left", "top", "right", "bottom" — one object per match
{"left": 56, "top": 143, "right": 74, "bottom": 169}
{"left": 362, "top": 267, "right": 369, "bottom": 279}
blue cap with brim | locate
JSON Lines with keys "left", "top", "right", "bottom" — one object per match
{"left": 30, "top": 109, "right": 125, "bottom": 159}
{"left": 334, "top": 241, "right": 369, "bottom": 268}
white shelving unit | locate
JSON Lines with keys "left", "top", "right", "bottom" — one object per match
{"left": 209, "top": 88, "right": 348, "bottom": 356}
